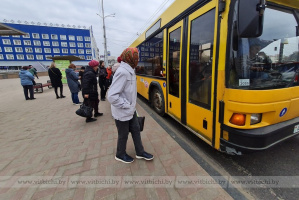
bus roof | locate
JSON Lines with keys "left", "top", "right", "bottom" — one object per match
{"left": 130, "top": 0, "right": 299, "bottom": 47}
{"left": 131, "top": 0, "right": 198, "bottom": 47}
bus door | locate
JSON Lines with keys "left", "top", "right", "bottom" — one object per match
{"left": 167, "top": 20, "right": 183, "bottom": 120}
{"left": 186, "top": 6, "right": 217, "bottom": 143}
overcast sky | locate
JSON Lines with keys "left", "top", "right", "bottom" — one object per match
{"left": 0, "top": 0, "right": 175, "bottom": 58}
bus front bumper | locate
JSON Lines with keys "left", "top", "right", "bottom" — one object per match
{"left": 220, "top": 117, "right": 299, "bottom": 155}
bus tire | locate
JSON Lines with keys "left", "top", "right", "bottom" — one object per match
{"left": 151, "top": 87, "right": 165, "bottom": 116}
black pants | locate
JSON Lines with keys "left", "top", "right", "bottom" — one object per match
{"left": 54, "top": 86, "right": 63, "bottom": 98}
{"left": 84, "top": 98, "right": 99, "bottom": 118}
{"left": 115, "top": 112, "right": 144, "bottom": 158}
{"left": 99, "top": 79, "right": 106, "bottom": 99}
{"left": 105, "top": 78, "right": 111, "bottom": 89}
{"left": 23, "top": 85, "right": 34, "bottom": 100}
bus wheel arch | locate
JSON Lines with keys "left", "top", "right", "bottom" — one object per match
{"left": 149, "top": 82, "right": 165, "bottom": 116}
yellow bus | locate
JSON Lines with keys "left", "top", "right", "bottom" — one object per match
{"left": 131, "top": 0, "right": 299, "bottom": 154}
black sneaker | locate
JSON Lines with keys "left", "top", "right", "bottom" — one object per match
{"left": 30, "top": 98, "right": 36, "bottom": 100}
{"left": 60, "top": 95, "right": 66, "bottom": 98}
{"left": 136, "top": 152, "right": 154, "bottom": 161}
{"left": 56, "top": 96, "right": 60, "bottom": 99}
{"left": 94, "top": 112, "right": 103, "bottom": 117}
{"left": 115, "top": 154, "right": 134, "bottom": 163}
{"left": 101, "top": 98, "right": 106, "bottom": 101}
{"left": 86, "top": 118, "right": 97, "bottom": 123}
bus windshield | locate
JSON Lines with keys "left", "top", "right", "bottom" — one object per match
{"left": 227, "top": 5, "right": 299, "bottom": 90}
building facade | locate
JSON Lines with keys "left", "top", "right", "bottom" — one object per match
{"left": 0, "top": 22, "right": 99, "bottom": 71}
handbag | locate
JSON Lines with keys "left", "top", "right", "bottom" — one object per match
{"left": 75, "top": 103, "right": 93, "bottom": 118}
{"left": 136, "top": 111, "right": 145, "bottom": 132}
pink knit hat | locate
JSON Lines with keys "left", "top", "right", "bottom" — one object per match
{"left": 88, "top": 60, "right": 99, "bottom": 67}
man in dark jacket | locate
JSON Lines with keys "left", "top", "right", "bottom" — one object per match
{"left": 82, "top": 60, "right": 103, "bottom": 123}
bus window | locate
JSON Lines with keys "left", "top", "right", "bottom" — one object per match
{"left": 189, "top": 9, "right": 215, "bottom": 108}
{"left": 137, "top": 32, "right": 163, "bottom": 77}
{"left": 228, "top": 6, "right": 299, "bottom": 89}
{"left": 169, "top": 27, "right": 181, "bottom": 98}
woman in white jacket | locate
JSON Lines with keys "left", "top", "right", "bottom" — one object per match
{"left": 108, "top": 47, "right": 153, "bottom": 164}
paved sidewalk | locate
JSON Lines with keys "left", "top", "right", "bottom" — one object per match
{"left": 0, "top": 76, "right": 233, "bottom": 200}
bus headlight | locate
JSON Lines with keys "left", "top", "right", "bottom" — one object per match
{"left": 250, "top": 113, "right": 262, "bottom": 125}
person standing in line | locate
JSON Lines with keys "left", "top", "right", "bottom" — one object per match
{"left": 48, "top": 62, "right": 66, "bottom": 99}
{"left": 82, "top": 60, "right": 103, "bottom": 123}
{"left": 65, "top": 63, "right": 81, "bottom": 105}
{"left": 98, "top": 60, "right": 107, "bottom": 101}
{"left": 19, "top": 66, "right": 36, "bottom": 100}
{"left": 78, "top": 66, "right": 85, "bottom": 85}
{"left": 107, "top": 47, "right": 154, "bottom": 163}
{"left": 106, "top": 65, "right": 112, "bottom": 89}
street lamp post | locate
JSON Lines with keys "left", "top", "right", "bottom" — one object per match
{"left": 98, "top": 0, "right": 115, "bottom": 67}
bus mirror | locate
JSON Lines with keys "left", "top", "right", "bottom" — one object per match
{"left": 238, "top": 0, "right": 266, "bottom": 37}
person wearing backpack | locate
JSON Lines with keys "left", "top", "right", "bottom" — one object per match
{"left": 98, "top": 60, "right": 107, "bottom": 101}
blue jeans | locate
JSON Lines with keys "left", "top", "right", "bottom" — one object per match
{"left": 115, "top": 112, "right": 144, "bottom": 158}
{"left": 71, "top": 92, "right": 80, "bottom": 104}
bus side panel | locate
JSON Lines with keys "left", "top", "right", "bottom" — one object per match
{"left": 136, "top": 75, "right": 167, "bottom": 106}
{"left": 288, "top": 98, "right": 299, "bottom": 119}
{"left": 289, "top": 87, "right": 299, "bottom": 118}
{"left": 270, "top": 0, "right": 299, "bottom": 8}
{"left": 187, "top": 104, "right": 213, "bottom": 141}
{"left": 136, "top": 75, "right": 150, "bottom": 100}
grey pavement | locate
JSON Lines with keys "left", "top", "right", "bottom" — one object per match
{"left": 0, "top": 76, "right": 233, "bottom": 200}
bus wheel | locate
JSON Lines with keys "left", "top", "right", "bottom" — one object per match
{"left": 151, "top": 88, "right": 165, "bottom": 116}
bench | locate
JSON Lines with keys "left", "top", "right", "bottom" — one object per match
{"left": 34, "top": 80, "right": 52, "bottom": 93}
